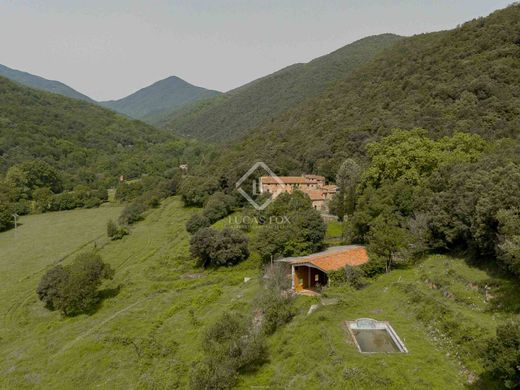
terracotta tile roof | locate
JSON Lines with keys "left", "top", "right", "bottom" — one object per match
{"left": 282, "top": 246, "right": 369, "bottom": 272}
{"left": 322, "top": 185, "right": 338, "bottom": 192}
{"left": 261, "top": 176, "right": 317, "bottom": 184}
{"left": 303, "top": 174, "right": 326, "bottom": 181}
{"left": 306, "top": 189, "right": 325, "bottom": 201}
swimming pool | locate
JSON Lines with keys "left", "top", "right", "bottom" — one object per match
{"left": 346, "top": 318, "right": 408, "bottom": 353}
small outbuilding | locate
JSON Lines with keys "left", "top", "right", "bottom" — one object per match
{"left": 279, "top": 245, "right": 368, "bottom": 294}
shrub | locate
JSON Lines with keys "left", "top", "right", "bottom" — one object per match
{"left": 483, "top": 321, "right": 520, "bottom": 389}
{"left": 202, "top": 192, "right": 235, "bottom": 223}
{"left": 190, "top": 227, "right": 249, "bottom": 267}
{"left": 36, "top": 252, "right": 114, "bottom": 316}
{"left": 119, "top": 201, "right": 147, "bottom": 225}
{"left": 256, "top": 289, "right": 294, "bottom": 335}
{"left": 186, "top": 214, "right": 211, "bottom": 234}
{"left": 328, "top": 265, "right": 366, "bottom": 288}
{"left": 0, "top": 202, "right": 14, "bottom": 232}
{"left": 107, "top": 219, "right": 129, "bottom": 240}
{"left": 190, "top": 311, "right": 267, "bottom": 390}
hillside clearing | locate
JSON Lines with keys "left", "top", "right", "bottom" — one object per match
{"left": 0, "top": 198, "right": 517, "bottom": 388}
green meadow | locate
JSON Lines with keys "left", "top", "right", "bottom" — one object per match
{"left": 0, "top": 197, "right": 516, "bottom": 389}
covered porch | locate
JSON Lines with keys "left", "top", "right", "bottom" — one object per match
{"left": 292, "top": 264, "right": 328, "bottom": 294}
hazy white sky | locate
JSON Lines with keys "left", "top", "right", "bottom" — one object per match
{"left": 0, "top": 0, "right": 511, "bottom": 101}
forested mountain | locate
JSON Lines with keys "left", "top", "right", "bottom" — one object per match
{"left": 0, "top": 76, "right": 201, "bottom": 188}
{"left": 0, "top": 64, "right": 94, "bottom": 102}
{"left": 164, "top": 34, "right": 403, "bottom": 141}
{"left": 100, "top": 76, "right": 221, "bottom": 124}
{"left": 206, "top": 4, "right": 520, "bottom": 182}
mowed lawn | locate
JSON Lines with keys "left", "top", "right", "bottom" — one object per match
{"left": 0, "top": 197, "right": 515, "bottom": 389}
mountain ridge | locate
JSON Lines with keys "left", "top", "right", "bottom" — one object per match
{"left": 100, "top": 75, "right": 222, "bottom": 123}
{"left": 0, "top": 63, "right": 94, "bottom": 102}
{"left": 203, "top": 4, "right": 520, "bottom": 182}
{"left": 164, "top": 33, "right": 404, "bottom": 141}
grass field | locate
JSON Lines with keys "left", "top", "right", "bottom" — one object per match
{"left": 0, "top": 197, "right": 517, "bottom": 389}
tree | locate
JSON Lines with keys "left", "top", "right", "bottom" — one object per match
{"left": 203, "top": 192, "right": 235, "bottom": 223}
{"left": 186, "top": 214, "right": 211, "bottom": 234}
{"left": 190, "top": 228, "right": 249, "bottom": 267}
{"left": 33, "top": 187, "right": 53, "bottom": 212}
{"left": 107, "top": 219, "right": 128, "bottom": 240}
{"left": 36, "top": 252, "right": 114, "bottom": 316}
{"left": 367, "top": 214, "right": 411, "bottom": 273}
{"left": 333, "top": 158, "right": 362, "bottom": 219}
{"left": 119, "top": 201, "right": 147, "bottom": 225}
{"left": 253, "top": 191, "right": 326, "bottom": 262}
{"left": 6, "top": 159, "right": 63, "bottom": 198}
{"left": 0, "top": 202, "right": 14, "bottom": 232}
{"left": 483, "top": 321, "right": 520, "bottom": 389}
{"left": 496, "top": 208, "right": 520, "bottom": 277}
{"left": 36, "top": 265, "right": 68, "bottom": 310}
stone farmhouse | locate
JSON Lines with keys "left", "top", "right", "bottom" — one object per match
{"left": 259, "top": 174, "right": 337, "bottom": 211}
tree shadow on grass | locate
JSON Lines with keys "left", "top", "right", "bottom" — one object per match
{"left": 465, "top": 371, "right": 503, "bottom": 389}
{"left": 83, "top": 284, "right": 122, "bottom": 316}
{"left": 462, "top": 256, "right": 520, "bottom": 314}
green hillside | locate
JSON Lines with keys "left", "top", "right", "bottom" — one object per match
{"left": 0, "top": 76, "right": 195, "bottom": 185}
{"left": 1, "top": 198, "right": 516, "bottom": 388}
{"left": 207, "top": 4, "right": 520, "bottom": 181}
{"left": 0, "top": 64, "right": 93, "bottom": 102}
{"left": 164, "top": 34, "right": 403, "bottom": 141}
{"left": 101, "top": 76, "right": 221, "bottom": 124}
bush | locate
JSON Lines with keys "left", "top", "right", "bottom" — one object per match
{"left": 190, "top": 227, "right": 249, "bottom": 267}
{"left": 107, "top": 219, "right": 129, "bottom": 240}
{"left": 0, "top": 202, "right": 14, "bottom": 232}
{"left": 36, "top": 252, "right": 114, "bottom": 316}
{"left": 256, "top": 289, "right": 294, "bottom": 335}
{"left": 202, "top": 192, "right": 235, "bottom": 223}
{"left": 190, "top": 311, "right": 267, "bottom": 390}
{"left": 328, "top": 265, "right": 366, "bottom": 289}
{"left": 483, "top": 321, "right": 520, "bottom": 389}
{"left": 186, "top": 214, "right": 211, "bottom": 234}
{"left": 119, "top": 201, "right": 147, "bottom": 225}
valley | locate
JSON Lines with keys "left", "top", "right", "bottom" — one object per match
{"left": 1, "top": 3, "right": 520, "bottom": 389}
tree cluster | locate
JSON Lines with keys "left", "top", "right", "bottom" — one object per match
{"left": 36, "top": 252, "right": 114, "bottom": 316}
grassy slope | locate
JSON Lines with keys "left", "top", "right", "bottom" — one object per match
{"left": 239, "top": 255, "right": 518, "bottom": 389}
{"left": 1, "top": 199, "right": 517, "bottom": 388}
{"left": 0, "top": 198, "right": 259, "bottom": 389}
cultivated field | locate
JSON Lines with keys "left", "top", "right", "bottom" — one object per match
{"left": 0, "top": 197, "right": 516, "bottom": 388}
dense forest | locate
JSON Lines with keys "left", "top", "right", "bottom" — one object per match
{"left": 0, "top": 77, "right": 211, "bottom": 230}
{"left": 181, "top": 4, "right": 520, "bottom": 281}
{"left": 201, "top": 4, "right": 520, "bottom": 183}
{"left": 164, "top": 34, "right": 402, "bottom": 141}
